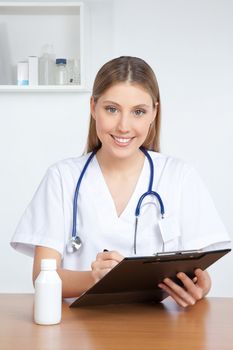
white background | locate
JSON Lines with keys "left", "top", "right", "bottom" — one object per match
{"left": 0, "top": 0, "right": 232, "bottom": 296}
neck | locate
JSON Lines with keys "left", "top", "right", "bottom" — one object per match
{"left": 96, "top": 147, "right": 145, "bottom": 174}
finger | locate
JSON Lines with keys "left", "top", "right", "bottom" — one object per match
{"left": 177, "top": 272, "right": 204, "bottom": 301}
{"left": 158, "top": 282, "right": 190, "bottom": 308}
{"left": 96, "top": 252, "right": 112, "bottom": 261}
{"left": 103, "top": 250, "right": 124, "bottom": 262}
{"left": 96, "top": 251, "right": 124, "bottom": 262}
{"left": 91, "top": 259, "right": 118, "bottom": 283}
{"left": 92, "top": 267, "right": 111, "bottom": 283}
{"left": 193, "top": 276, "right": 198, "bottom": 283}
{"left": 102, "top": 259, "right": 119, "bottom": 269}
{"left": 194, "top": 269, "right": 211, "bottom": 295}
{"left": 96, "top": 252, "right": 105, "bottom": 261}
{"left": 195, "top": 269, "right": 209, "bottom": 287}
{"left": 162, "top": 277, "right": 196, "bottom": 306}
{"left": 92, "top": 259, "right": 119, "bottom": 271}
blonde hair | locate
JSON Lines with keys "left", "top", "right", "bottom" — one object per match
{"left": 85, "top": 56, "right": 161, "bottom": 153}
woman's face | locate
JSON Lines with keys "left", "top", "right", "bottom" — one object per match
{"left": 91, "top": 82, "right": 157, "bottom": 160}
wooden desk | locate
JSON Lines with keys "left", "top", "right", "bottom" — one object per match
{"left": 0, "top": 294, "right": 232, "bottom": 350}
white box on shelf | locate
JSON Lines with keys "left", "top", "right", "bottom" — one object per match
{"left": 17, "top": 61, "right": 29, "bottom": 86}
{"left": 28, "top": 56, "right": 39, "bottom": 86}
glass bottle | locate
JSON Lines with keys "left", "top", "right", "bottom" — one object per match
{"left": 67, "top": 58, "right": 80, "bottom": 85}
{"left": 39, "top": 44, "right": 55, "bottom": 85}
{"left": 55, "top": 58, "right": 68, "bottom": 85}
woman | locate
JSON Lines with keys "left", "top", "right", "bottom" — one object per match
{"left": 11, "top": 56, "right": 230, "bottom": 307}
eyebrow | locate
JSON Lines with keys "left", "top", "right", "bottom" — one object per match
{"left": 102, "top": 100, "right": 151, "bottom": 108}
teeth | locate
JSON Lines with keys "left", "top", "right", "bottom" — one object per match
{"left": 113, "top": 137, "right": 131, "bottom": 143}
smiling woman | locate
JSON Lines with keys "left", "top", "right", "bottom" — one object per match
{"left": 11, "top": 56, "right": 231, "bottom": 307}
{"left": 86, "top": 56, "right": 161, "bottom": 154}
{"left": 90, "top": 82, "right": 157, "bottom": 163}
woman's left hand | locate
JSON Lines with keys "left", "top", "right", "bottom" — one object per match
{"left": 158, "top": 269, "right": 211, "bottom": 307}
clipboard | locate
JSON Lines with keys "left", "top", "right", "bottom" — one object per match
{"left": 70, "top": 248, "right": 231, "bottom": 307}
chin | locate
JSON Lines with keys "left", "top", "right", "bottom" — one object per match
{"left": 109, "top": 144, "right": 141, "bottom": 160}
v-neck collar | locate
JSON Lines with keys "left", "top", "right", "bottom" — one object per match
{"left": 93, "top": 155, "right": 147, "bottom": 221}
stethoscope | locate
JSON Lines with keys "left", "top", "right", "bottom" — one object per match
{"left": 66, "top": 147, "right": 165, "bottom": 255}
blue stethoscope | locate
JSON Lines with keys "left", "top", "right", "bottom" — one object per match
{"left": 66, "top": 147, "right": 165, "bottom": 254}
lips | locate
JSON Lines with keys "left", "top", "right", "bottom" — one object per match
{"left": 111, "top": 135, "right": 134, "bottom": 146}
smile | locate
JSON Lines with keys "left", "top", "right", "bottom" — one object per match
{"left": 111, "top": 135, "right": 134, "bottom": 146}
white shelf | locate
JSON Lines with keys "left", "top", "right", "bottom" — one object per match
{"left": 0, "top": 2, "right": 84, "bottom": 8}
{"left": 0, "top": 1, "right": 90, "bottom": 92}
{"left": 0, "top": 85, "right": 91, "bottom": 93}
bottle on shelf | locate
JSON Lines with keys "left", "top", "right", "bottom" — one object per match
{"left": 39, "top": 44, "right": 55, "bottom": 85}
{"left": 17, "top": 61, "right": 29, "bottom": 86}
{"left": 34, "top": 259, "right": 62, "bottom": 325}
{"left": 55, "top": 58, "right": 68, "bottom": 85}
{"left": 28, "top": 56, "right": 39, "bottom": 86}
{"left": 67, "top": 58, "right": 80, "bottom": 85}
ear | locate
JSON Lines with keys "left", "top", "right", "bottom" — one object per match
{"left": 90, "top": 96, "right": 96, "bottom": 120}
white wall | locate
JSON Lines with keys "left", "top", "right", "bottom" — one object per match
{"left": 1, "top": 0, "right": 232, "bottom": 296}
{"left": 0, "top": 92, "right": 90, "bottom": 292}
{"left": 0, "top": 0, "right": 114, "bottom": 293}
{"left": 112, "top": 0, "right": 233, "bottom": 296}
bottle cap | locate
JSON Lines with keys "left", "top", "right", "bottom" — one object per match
{"left": 56, "top": 58, "right": 67, "bottom": 65}
{"left": 41, "top": 259, "right": 57, "bottom": 271}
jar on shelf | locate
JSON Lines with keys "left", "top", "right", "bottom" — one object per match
{"left": 67, "top": 58, "right": 80, "bottom": 85}
{"left": 55, "top": 58, "right": 68, "bottom": 85}
{"left": 39, "top": 44, "right": 55, "bottom": 85}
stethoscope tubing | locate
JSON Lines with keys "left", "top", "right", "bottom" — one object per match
{"left": 69, "top": 147, "right": 165, "bottom": 254}
{"left": 72, "top": 149, "right": 97, "bottom": 238}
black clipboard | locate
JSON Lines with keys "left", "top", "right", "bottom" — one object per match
{"left": 70, "top": 248, "right": 231, "bottom": 307}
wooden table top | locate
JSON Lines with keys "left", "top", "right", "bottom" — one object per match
{"left": 0, "top": 294, "right": 233, "bottom": 350}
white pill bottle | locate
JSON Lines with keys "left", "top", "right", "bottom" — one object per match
{"left": 34, "top": 259, "right": 62, "bottom": 325}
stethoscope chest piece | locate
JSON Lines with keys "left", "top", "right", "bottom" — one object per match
{"left": 66, "top": 236, "right": 82, "bottom": 253}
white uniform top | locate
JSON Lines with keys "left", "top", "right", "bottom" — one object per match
{"left": 11, "top": 151, "right": 231, "bottom": 271}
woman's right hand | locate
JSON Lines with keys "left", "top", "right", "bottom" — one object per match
{"left": 91, "top": 250, "right": 124, "bottom": 283}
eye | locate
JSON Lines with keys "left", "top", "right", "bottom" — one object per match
{"left": 134, "top": 109, "right": 146, "bottom": 117}
{"left": 105, "top": 106, "right": 118, "bottom": 114}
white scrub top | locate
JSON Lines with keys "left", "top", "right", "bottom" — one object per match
{"left": 11, "top": 151, "right": 231, "bottom": 272}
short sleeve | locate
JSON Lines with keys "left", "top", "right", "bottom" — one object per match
{"left": 179, "top": 165, "right": 231, "bottom": 250}
{"left": 10, "top": 166, "right": 65, "bottom": 257}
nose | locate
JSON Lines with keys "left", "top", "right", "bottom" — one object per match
{"left": 116, "top": 113, "right": 130, "bottom": 133}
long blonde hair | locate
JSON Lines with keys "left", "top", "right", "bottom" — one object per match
{"left": 85, "top": 56, "right": 161, "bottom": 153}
